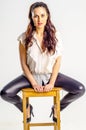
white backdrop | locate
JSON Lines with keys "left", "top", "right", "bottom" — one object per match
{"left": 0, "top": 0, "right": 86, "bottom": 130}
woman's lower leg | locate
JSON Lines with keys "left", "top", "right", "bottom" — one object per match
{"left": 0, "top": 75, "right": 32, "bottom": 112}
{"left": 55, "top": 73, "right": 85, "bottom": 111}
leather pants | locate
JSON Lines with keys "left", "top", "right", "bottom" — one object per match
{"left": 0, "top": 73, "right": 85, "bottom": 112}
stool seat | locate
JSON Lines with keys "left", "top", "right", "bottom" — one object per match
{"left": 22, "top": 87, "right": 61, "bottom": 130}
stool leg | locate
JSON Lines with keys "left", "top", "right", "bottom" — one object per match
{"left": 56, "top": 91, "right": 61, "bottom": 130}
{"left": 28, "top": 97, "right": 30, "bottom": 130}
{"left": 23, "top": 95, "right": 28, "bottom": 130}
{"left": 53, "top": 96, "right": 57, "bottom": 130}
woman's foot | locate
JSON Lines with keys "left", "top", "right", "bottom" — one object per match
{"left": 50, "top": 105, "right": 57, "bottom": 122}
{"left": 26, "top": 104, "right": 34, "bottom": 122}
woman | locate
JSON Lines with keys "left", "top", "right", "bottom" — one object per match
{"left": 0, "top": 2, "right": 85, "bottom": 122}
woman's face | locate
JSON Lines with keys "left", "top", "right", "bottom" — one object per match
{"left": 32, "top": 7, "right": 48, "bottom": 29}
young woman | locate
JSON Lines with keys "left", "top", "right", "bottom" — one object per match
{"left": 0, "top": 2, "right": 85, "bottom": 122}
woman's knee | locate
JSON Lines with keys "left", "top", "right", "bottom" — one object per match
{"left": 77, "top": 84, "right": 85, "bottom": 96}
{"left": 0, "top": 86, "right": 13, "bottom": 101}
{"left": 0, "top": 89, "right": 8, "bottom": 99}
{"left": 0, "top": 90, "right": 7, "bottom": 99}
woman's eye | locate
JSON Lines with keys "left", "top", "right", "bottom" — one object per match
{"left": 33, "top": 14, "right": 45, "bottom": 18}
{"left": 34, "top": 15, "right": 38, "bottom": 18}
{"left": 41, "top": 14, "right": 45, "bottom": 17}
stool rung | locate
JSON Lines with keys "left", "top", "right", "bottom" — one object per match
{"left": 28, "top": 122, "right": 55, "bottom": 127}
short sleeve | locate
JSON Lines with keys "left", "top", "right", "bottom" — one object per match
{"left": 55, "top": 31, "right": 63, "bottom": 57}
{"left": 17, "top": 32, "right": 26, "bottom": 44}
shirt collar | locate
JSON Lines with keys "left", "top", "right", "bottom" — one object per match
{"left": 32, "top": 32, "right": 47, "bottom": 54}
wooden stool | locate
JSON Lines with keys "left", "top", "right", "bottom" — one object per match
{"left": 22, "top": 88, "right": 61, "bottom": 130}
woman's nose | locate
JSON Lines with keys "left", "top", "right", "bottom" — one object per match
{"left": 38, "top": 16, "right": 41, "bottom": 22}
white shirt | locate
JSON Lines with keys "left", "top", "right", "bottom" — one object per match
{"left": 18, "top": 31, "right": 63, "bottom": 85}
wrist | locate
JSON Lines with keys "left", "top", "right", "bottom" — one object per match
{"left": 49, "top": 82, "right": 54, "bottom": 86}
{"left": 31, "top": 82, "right": 38, "bottom": 87}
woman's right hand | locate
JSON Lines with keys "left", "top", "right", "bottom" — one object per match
{"left": 33, "top": 84, "right": 44, "bottom": 92}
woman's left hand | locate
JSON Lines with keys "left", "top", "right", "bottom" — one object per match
{"left": 43, "top": 83, "right": 54, "bottom": 92}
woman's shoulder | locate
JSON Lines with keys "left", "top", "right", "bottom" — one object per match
{"left": 17, "top": 32, "right": 26, "bottom": 44}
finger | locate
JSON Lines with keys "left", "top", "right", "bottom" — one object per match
{"left": 34, "top": 88, "right": 38, "bottom": 92}
{"left": 44, "top": 88, "right": 48, "bottom": 92}
{"left": 35, "top": 87, "right": 42, "bottom": 92}
{"left": 39, "top": 87, "right": 43, "bottom": 92}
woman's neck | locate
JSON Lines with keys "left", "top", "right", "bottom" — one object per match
{"left": 36, "top": 28, "right": 44, "bottom": 37}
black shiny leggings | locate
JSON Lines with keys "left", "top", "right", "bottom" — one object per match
{"left": 0, "top": 73, "right": 85, "bottom": 112}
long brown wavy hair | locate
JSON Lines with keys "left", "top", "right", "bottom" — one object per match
{"left": 25, "top": 2, "right": 58, "bottom": 53}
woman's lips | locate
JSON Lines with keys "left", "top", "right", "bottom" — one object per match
{"left": 38, "top": 22, "right": 43, "bottom": 26}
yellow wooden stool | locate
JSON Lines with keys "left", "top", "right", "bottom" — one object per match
{"left": 22, "top": 88, "right": 61, "bottom": 130}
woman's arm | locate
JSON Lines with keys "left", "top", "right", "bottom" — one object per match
{"left": 49, "top": 56, "right": 61, "bottom": 85}
{"left": 43, "top": 56, "right": 62, "bottom": 92}
{"left": 19, "top": 42, "right": 43, "bottom": 92}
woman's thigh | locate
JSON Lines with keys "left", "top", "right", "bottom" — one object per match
{"left": 1, "top": 75, "right": 32, "bottom": 96}
{"left": 54, "top": 73, "right": 84, "bottom": 93}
